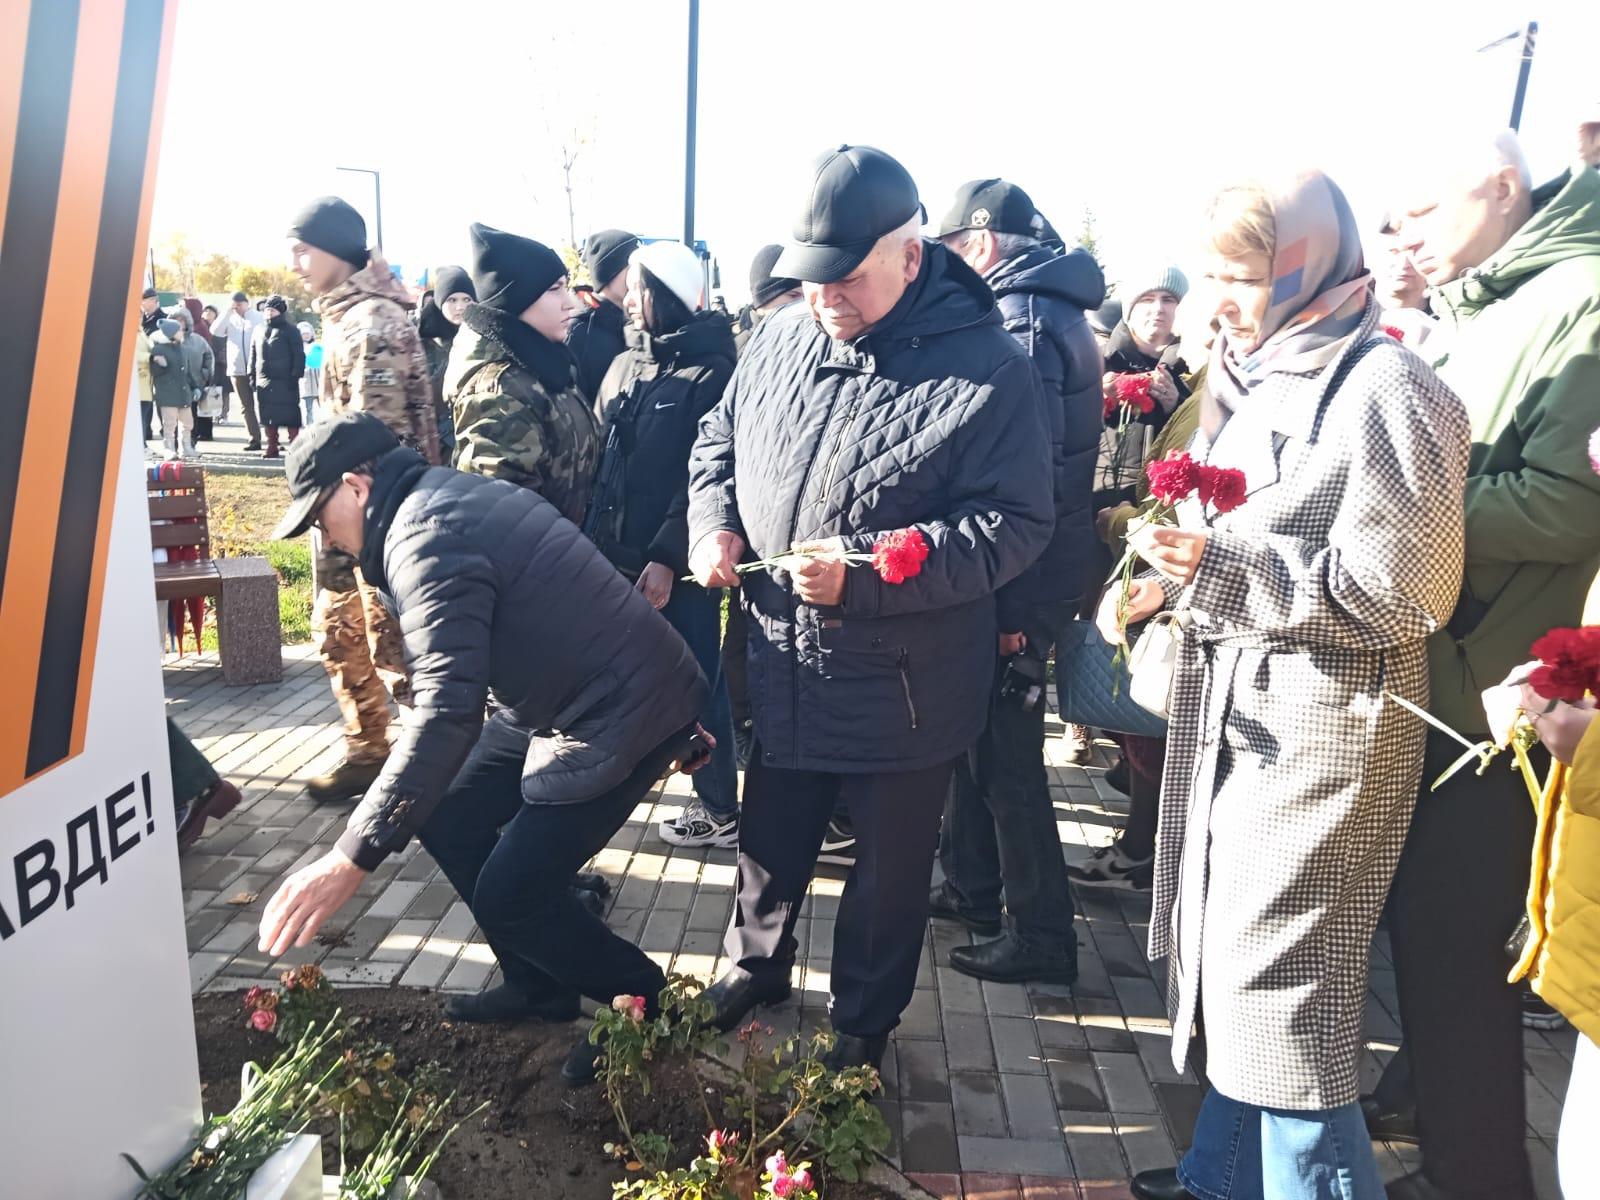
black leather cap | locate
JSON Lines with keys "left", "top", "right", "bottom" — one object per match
{"left": 773, "top": 145, "right": 922, "bottom": 284}
{"left": 271, "top": 412, "right": 400, "bottom": 539}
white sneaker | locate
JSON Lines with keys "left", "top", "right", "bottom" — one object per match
{"left": 1066, "top": 838, "right": 1153, "bottom": 891}
{"left": 659, "top": 800, "right": 738, "bottom": 848}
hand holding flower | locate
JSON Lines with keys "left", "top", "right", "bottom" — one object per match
{"left": 1131, "top": 524, "right": 1209, "bottom": 586}
{"left": 790, "top": 539, "right": 848, "bottom": 606}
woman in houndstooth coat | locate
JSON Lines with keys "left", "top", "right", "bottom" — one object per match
{"left": 1106, "top": 171, "right": 1470, "bottom": 1199}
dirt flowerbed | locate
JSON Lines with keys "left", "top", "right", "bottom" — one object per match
{"left": 192, "top": 988, "right": 903, "bottom": 1200}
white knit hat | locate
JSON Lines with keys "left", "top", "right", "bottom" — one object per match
{"left": 630, "top": 241, "right": 705, "bottom": 312}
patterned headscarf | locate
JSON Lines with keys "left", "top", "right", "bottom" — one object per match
{"left": 1204, "top": 170, "right": 1372, "bottom": 438}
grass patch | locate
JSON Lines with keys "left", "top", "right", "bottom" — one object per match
{"left": 194, "top": 471, "right": 313, "bottom": 649}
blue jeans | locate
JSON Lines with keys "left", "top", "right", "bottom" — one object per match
{"left": 1177, "top": 1087, "right": 1384, "bottom": 1200}
{"left": 661, "top": 583, "right": 738, "bottom": 820}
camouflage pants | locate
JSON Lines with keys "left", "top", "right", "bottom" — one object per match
{"left": 314, "top": 542, "right": 410, "bottom": 764}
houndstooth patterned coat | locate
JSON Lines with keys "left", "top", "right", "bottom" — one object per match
{"left": 1148, "top": 307, "right": 1470, "bottom": 1110}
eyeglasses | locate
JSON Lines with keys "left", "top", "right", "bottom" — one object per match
{"left": 308, "top": 483, "right": 342, "bottom": 534}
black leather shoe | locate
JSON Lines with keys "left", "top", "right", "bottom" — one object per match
{"left": 822, "top": 1032, "right": 888, "bottom": 1073}
{"left": 949, "top": 932, "right": 1077, "bottom": 986}
{"left": 1130, "top": 1168, "right": 1197, "bottom": 1200}
{"left": 445, "top": 983, "right": 581, "bottom": 1024}
{"left": 1361, "top": 1094, "right": 1419, "bottom": 1144}
{"left": 704, "top": 967, "right": 792, "bottom": 1032}
{"left": 928, "top": 881, "right": 1001, "bottom": 936}
{"left": 574, "top": 885, "right": 606, "bottom": 919}
{"left": 573, "top": 870, "right": 612, "bottom": 898}
{"left": 562, "top": 1029, "right": 606, "bottom": 1087}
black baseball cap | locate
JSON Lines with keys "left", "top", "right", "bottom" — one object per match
{"left": 270, "top": 412, "right": 400, "bottom": 539}
{"left": 936, "top": 179, "right": 1047, "bottom": 239}
{"left": 773, "top": 145, "right": 923, "bottom": 284}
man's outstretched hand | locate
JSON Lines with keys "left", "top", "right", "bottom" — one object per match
{"left": 689, "top": 530, "right": 745, "bottom": 589}
{"left": 258, "top": 847, "right": 367, "bottom": 957}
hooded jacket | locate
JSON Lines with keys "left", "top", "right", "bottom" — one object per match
{"left": 148, "top": 329, "right": 191, "bottom": 409}
{"left": 446, "top": 302, "right": 601, "bottom": 526}
{"left": 986, "top": 244, "right": 1106, "bottom": 623}
{"left": 566, "top": 296, "right": 628, "bottom": 403}
{"left": 686, "top": 242, "right": 1055, "bottom": 773}
{"left": 1424, "top": 164, "right": 1600, "bottom": 733}
{"left": 337, "top": 448, "right": 708, "bottom": 869}
{"left": 251, "top": 312, "right": 306, "bottom": 426}
{"left": 319, "top": 257, "right": 439, "bottom": 463}
{"left": 586, "top": 310, "right": 737, "bottom": 577}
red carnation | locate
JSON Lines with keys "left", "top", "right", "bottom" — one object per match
{"left": 1102, "top": 390, "right": 1119, "bottom": 421}
{"left": 1527, "top": 626, "right": 1600, "bottom": 702}
{"left": 1113, "top": 373, "right": 1156, "bottom": 415}
{"left": 871, "top": 528, "right": 930, "bottom": 585}
{"left": 1381, "top": 324, "right": 1406, "bottom": 343}
{"left": 1145, "top": 451, "right": 1201, "bottom": 507}
{"left": 1198, "top": 465, "right": 1249, "bottom": 513}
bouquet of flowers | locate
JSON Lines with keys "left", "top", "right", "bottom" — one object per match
{"left": 697, "top": 528, "right": 931, "bottom": 586}
{"left": 1097, "top": 373, "right": 1157, "bottom": 493}
{"left": 1112, "top": 450, "right": 1247, "bottom": 649}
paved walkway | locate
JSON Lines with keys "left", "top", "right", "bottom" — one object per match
{"left": 168, "top": 646, "right": 1572, "bottom": 1199}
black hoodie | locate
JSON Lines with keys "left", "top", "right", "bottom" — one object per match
{"left": 585, "top": 309, "right": 737, "bottom": 577}
{"left": 986, "top": 244, "right": 1107, "bottom": 622}
{"left": 686, "top": 241, "right": 1054, "bottom": 773}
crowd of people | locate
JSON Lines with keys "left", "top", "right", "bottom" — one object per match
{"left": 144, "top": 118, "right": 1600, "bottom": 1200}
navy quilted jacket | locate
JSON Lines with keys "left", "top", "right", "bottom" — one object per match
{"left": 687, "top": 243, "right": 1054, "bottom": 773}
{"left": 987, "top": 245, "right": 1106, "bottom": 623}
{"left": 337, "top": 449, "right": 707, "bottom": 868}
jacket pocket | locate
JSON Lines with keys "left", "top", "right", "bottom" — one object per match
{"left": 898, "top": 649, "right": 919, "bottom": 731}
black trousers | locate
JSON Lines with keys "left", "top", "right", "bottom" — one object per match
{"left": 726, "top": 747, "right": 955, "bottom": 1037}
{"left": 417, "top": 711, "right": 686, "bottom": 1008}
{"left": 721, "top": 598, "right": 750, "bottom": 726}
{"left": 1383, "top": 729, "right": 1541, "bottom": 1198}
{"left": 938, "top": 600, "right": 1078, "bottom": 950}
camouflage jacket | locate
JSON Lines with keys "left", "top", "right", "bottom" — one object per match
{"left": 318, "top": 257, "right": 440, "bottom": 463}
{"left": 444, "top": 303, "right": 600, "bottom": 525}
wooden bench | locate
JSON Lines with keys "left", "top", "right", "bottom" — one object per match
{"left": 148, "top": 464, "right": 282, "bottom": 685}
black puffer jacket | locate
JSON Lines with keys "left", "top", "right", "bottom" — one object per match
{"left": 338, "top": 448, "right": 708, "bottom": 870}
{"left": 987, "top": 245, "right": 1106, "bottom": 623}
{"left": 687, "top": 243, "right": 1054, "bottom": 773}
{"left": 250, "top": 313, "right": 306, "bottom": 426}
{"left": 566, "top": 297, "right": 628, "bottom": 402}
{"left": 1102, "top": 322, "right": 1190, "bottom": 431}
{"left": 586, "top": 310, "right": 737, "bottom": 577}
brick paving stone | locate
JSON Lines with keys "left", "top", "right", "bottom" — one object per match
{"left": 1115, "top": 1118, "right": 1176, "bottom": 1176}
{"left": 938, "top": 966, "right": 987, "bottom": 1015}
{"left": 991, "top": 1015, "right": 1045, "bottom": 1075}
{"left": 399, "top": 937, "right": 460, "bottom": 988}
{"left": 1001, "top": 1072, "right": 1062, "bottom": 1140}
{"left": 203, "top": 915, "right": 260, "bottom": 955}
{"left": 366, "top": 879, "right": 426, "bottom": 920}
{"left": 1019, "top": 1175, "right": 1082, "bottom": 1200}
{"left": 434, "top": 901, "right": 476, "bottom": 941}
{"left": 897, "top": 1037, "right": 953, "bottom": 1103}
{"left": 1092, "top": 1052, "right": 1158, "bottom": 1115}
{"left": 373, "top": 918, "right": 436, "bottom": 962}
{"left": 945, "top": 1013, "right": 998, "bottom": 1073}
{"left": 982, "top": 980, "right": 1033, "bottom": 1018}
{"left": 686, "top": 889, "right": 731, "bottom": 932}
{"left": 900, "top": 1101, "right": 962, "bottom": 1173}
{"left": 899, "top": 987, "right": 942, "bottom": 1039}
{"left": 323, "top": 962, "right": 405, "bottom": 985}
{"left": 1059, "top": 1110, "right": 1126, "bottom": 1181}
{"left": 1151, "top": 1082, "right": 1205, "bottom": 1152}
{"left": 951, "top": 1072, "right": 1008, "bottom": 1137}
{"left": 909, "top": 1173, "right": 963, "bottom": 1200}
{"left": 1046, "top": 1047, "right": 1106, "bottom": 1112}
{"left": 188, "top": 950, "right": 232, "bottom": 993}
{"left": 958, "top": 1136, "right": 1071, "bottom": 1178}
{"left": 405, "top": 880, "right": 456, "bottom": 921}
{"left": 962, "top": 1172, "right": 1022, "bottom": 1200}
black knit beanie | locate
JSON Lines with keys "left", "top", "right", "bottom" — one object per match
{"left": 431, "top": 264, "right": 476, "bottom": 303}
{"left": 286, "top": 196, "right": 368, "bottom": 268}
{"left": 748, "top": 244, "right": 801, "bottom": 309}
{"left": 582, "top": 228, "right": 641, "bottom": 289}
{"left": 468, "top": 223, "right": 567, "bottom": 317}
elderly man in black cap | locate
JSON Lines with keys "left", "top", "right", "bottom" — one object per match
{"left": 567, "top": 228, "right": 641, "bottom": 402}
{"left": 929, "top": 179, "right": 1105, "bottom": 986}
{"left": 255, "top": 412, "right": 709, "bottom": 1085}
{"left": 687, "top": 145, "right": 1054, "bottom": 1069}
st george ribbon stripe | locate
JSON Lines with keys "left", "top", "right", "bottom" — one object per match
{"left": 0, "top": 0, "right": 79, "bottom": 608}
{"left": 27, "top": 0, "right": 167, "bottom": 778}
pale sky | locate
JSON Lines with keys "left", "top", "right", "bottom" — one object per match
{"left": 150, "top": 0, "right": 1600, "bottom": 306}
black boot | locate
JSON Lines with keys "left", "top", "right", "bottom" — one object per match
{"left": 704, "top": 967, "right": 792, "bottom": 1032}
{"left": 1130, "top": 1169, "right": 1197, "bottom": 1200}
{"left": 562, "top": 1029, "right": 607, "bottom": 1087}
{"left": 445, "top": 983, "right": 580, "bottom": 1024}
{"left": 821, "top": 1032, "right": 887, "bottom": 1073}
{"left": 948, "top": 931, "right": 1077, "bottom": 986}
{"left": 573, "top": 870, "right": 612, "bottom": 898}
{"left": 574, "top": 885, "right": 606, "bottom": 919}
{"left": 928, "top": 880, "right": 1001, "bottom": 936}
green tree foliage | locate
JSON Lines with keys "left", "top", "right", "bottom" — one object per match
{"left": 1077, "top": 206, "right": 1103, "bottom": 266}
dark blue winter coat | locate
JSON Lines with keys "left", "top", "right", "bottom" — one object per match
{"left": 987, "top": 245, "right": 1106, "bottom": 624}
{"left": 686, "top": 242, "right": 1054, "bottom": 773}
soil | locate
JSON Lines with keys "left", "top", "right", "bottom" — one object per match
{"left": 191, "top": 988, "right": 903, "bottom": 1200}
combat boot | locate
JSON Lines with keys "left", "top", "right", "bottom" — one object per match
{"left": 306, "top": 756, "right": 386, "bottom": 803}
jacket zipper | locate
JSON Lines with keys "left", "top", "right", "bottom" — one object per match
{"left": 898, "top": 649, "right": 919, "bottom": 730}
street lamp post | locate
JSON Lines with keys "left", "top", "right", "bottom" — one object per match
{"left": 336, "top": 165, "right": 383, "bottom": 253}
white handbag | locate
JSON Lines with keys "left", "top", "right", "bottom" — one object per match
{"left": 196, "top": 385, "right": 224, "bottom": 418}
{"left": 1126, "top": 610, "right": 1187, "bottom": 719}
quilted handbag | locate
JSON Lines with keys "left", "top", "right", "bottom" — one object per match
{"left": 1054, "top": 619, "right": 1168, "bottom": 737}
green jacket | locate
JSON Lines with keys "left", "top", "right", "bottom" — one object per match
{"left": 1426, "top": 164, "right": 1600, "bottom": 733}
